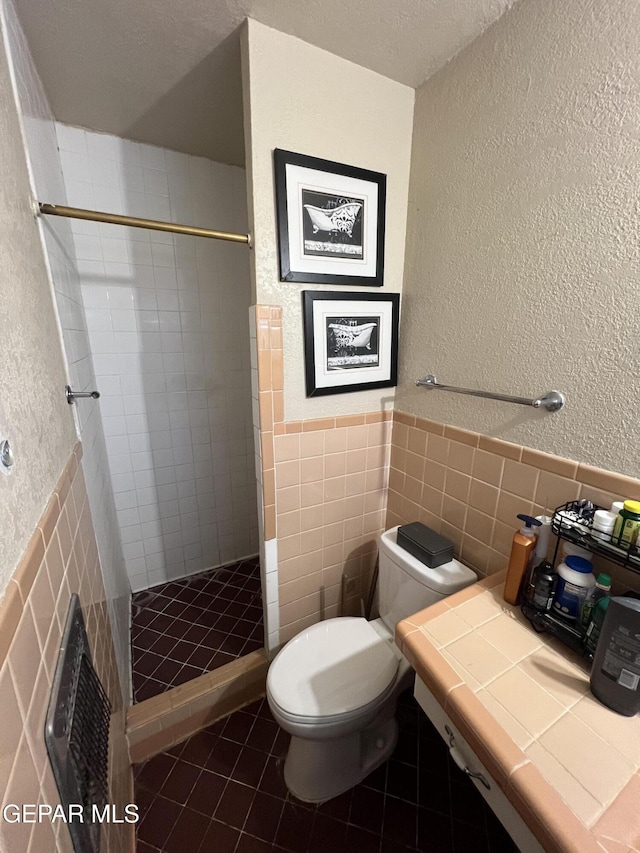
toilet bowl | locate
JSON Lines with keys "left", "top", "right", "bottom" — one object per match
{"left": 266, "top": 526, "right": 477, "bottom": 803}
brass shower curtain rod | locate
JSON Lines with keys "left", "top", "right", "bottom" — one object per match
{"left": 38, "top": 203, "right": 251, "bottom": 245}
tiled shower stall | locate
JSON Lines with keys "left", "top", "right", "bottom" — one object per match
{"left": 56, "top": 126, "right": 259, "bottom": 592}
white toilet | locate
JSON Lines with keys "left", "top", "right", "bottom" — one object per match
{"left": 266, "top": 525, "right": 478, "bottom": 803}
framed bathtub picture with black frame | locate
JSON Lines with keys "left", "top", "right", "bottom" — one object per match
{"left": 302, "top": 290, "right": 400, "bottom": 396}
{"left": 274, "top": 149, "right": 386, "bottom": 287}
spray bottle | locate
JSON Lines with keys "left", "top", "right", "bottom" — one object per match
{"left": 504, "top": 514, "right": 541, "bottom": 605}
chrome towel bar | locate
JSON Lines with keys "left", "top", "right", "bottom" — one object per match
{"left": 415, "top": 375, "right": 565, "bottom": 412}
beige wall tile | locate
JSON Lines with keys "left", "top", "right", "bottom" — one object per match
{"left": 421, "top": 484, "right": 444, "bottom": 516}
{"left": 405, "top": 450, "right": 426, "bottom": 482}
{"left": 535, "top": 470, "right": 581, "bottom": 513}
{"left": 444, "top": 469, "right": 471, "bottom": 503}
{"left": 577, "top": 465, "right": 640, "bottom": 502}
{"left": 465, "top": 508, "right": 494, "bottom": 544}
{"left": 496, "top": 489, "right": 533, "bottom": 526}
{"left": 447, "top": 440, "right": 475, "bottom": 475}
{"left": 442, "top": 495, "right": 467, "bottom": 530}
{"left": 324, "top": 427, "right": 347, "bottom": 453}
{"left": 346, "top": 448, "right": 368, "bottom": 474}
{"left": 300, "top": 482, "right": 324, "bottom": 508}
{"left": 367, "top": 421, "right": 390, "bottom": 446}
{"left": 366, "top": 444, "right": 387, "bottom": 469}
{"left": 0, "top": 583, "right": 23, "bottom": 668}
{"left": 391, "top": 421, "right": 409, "bottom": 449}
{"left": 324, "top": 477, "right": 346, "bottom": 502}
{"left": 274, "top": 433, "right": 300, "bottom": 462}
{"left": 412, "top": 416, "right": 441, "bottom": 434}
{"left": 501, "top": 459, "right": 540, "bottom": 501}
{"left": 276, "top": 485, "right": 301, "bottom": 513}
{"left": 7, "top": 603, "right": 42, "bottom": 717}
{"left": 300, "top": 531, "right": 323, "bottom": 556}
{"left": 426, "top": 434, "right": 450, "bottom": 465}
{"left": 2, "top": 737, "right": 39, "bottom": 852}
{"left": 468, "top": 479, "right": 499, "bottom": 516}
{"left": 423, "top": 459, "right": 446, "bottom": 491}
{"left": 278, "top": 510, "right": 301, "bottom": 538}
{"left": 443, "top": 425, "right": 479, "bottom": 447}
{"left": 346, "top": 425, "right": 368, "bottom": 450}
{"left": 259, "top": 391, "right": 274, "bottom": 432}
{"left": 403, "top": 475, "right": 423, "bottom": 506}
{"left": 0, "top": 666, "right": 24, "bottom": 802}
{"left": 276, "top": 460, "right": 300, "bottom": 489}
{"left": 299, "top": 430, "right": 324, "bottom": 457}
{"left": 324, "top": 452, "right": 346, "bottom": 479}
{"left": 407, "top": 426, "right": 427, "bottom": 457}
{"left": 472, "top": 449, "right": 504, "bottom": 487}
{"left": 521, "top": 447, "right": 578, "bottom": 479}
{"left": 304, "top": 417, "right": 335, "bottom": 432}
{"left": 300, "top": 456, "right": 324, "bottom": 483}
{"left": 11, "top": 531, "right": 44, "bottom": 608}
{"left": 273, "top": 391, "right": 285, "bottom": 424}
{"left": 492, "top": 519, "right": 515, "bottom": 555}
{"left": 478, "top": 435, "right": 522, "bottom": 461}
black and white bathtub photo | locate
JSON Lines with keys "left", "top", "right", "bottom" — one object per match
{"left": 325, "top": 316, "right": 379, "bottom": 370}
{"left": 275, "top": 149, "right": 386, "bottom": 286}
{"left": 302, "top": 291, "right": 399, "bottom": 396}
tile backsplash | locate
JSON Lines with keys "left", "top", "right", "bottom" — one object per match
{"left": 387, "top": 411, "right": 640, "bottom": 594}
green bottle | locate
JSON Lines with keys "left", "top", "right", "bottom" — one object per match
{"left": 584, "top": 595, "right": 611, "bottom": 655}
{"left": 580, "top": 573, "right": 612, "bottom": 629}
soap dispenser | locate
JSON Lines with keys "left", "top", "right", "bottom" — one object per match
{"left": 503, "top": 514, "right": 542, "bottom": 605}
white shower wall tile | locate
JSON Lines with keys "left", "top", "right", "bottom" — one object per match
{"left": 57, "top": 124, "right": 258, "bottom": 590}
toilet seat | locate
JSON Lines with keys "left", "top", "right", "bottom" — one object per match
{"left": 267, "top": 617, "right": 399, "bottom": 721}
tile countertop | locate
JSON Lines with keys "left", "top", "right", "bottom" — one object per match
{"left": 395, "top": 571, "right": 640, "bottom": 853}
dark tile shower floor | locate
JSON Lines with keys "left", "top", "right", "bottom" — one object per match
{"left": 134, "top": 689, "right": 518, "bottom": 853}
{"left": 131, "top": 557, "right": 263, "bottom": 702}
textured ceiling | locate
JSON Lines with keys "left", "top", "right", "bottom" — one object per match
{"left": 13, "top": 0, "right": 516, "bottom": 166}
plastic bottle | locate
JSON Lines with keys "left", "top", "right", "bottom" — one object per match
{"left": 552, "top": 555, "right": 595, "bottom": 620}
{"left": 580, "top": 572, "right": 612, "bottom": 629}
{"left": 611, "top": 500, "right": 640, "bottom": 549}
{"left": 531, "top": 560, "right": 556, "bottom": 613}
{"left": 590, "top": 597, "right": 640, "bottom": 716}
{"left": 591, "top": 510, "right": 617, "bottom": 542}
{"left": 503, "top": 515, "right": 541, "bottom": 605}
{"left": 559, "top": 541, "right": 592, "bottom": 563}
{"left": 584, "top": 595, "right": 611, "bottom": 655}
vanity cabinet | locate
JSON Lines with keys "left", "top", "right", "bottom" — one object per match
{"left": 414, "top": 677, "right": 544, "bottom": 853}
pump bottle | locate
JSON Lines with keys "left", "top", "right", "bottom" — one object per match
{"left": 503, "top": 514, "right": 542, "bottom": 605}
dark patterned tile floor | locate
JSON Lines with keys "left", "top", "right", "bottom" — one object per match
{"left": 134, "top": 688, "right": 518, "bottom": 852}
{"left": 131, "top": 557, "right": 263, "bottom": 702}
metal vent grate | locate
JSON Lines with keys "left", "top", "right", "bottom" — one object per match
{"left": 45, "top": 594, "right": 111, "bottom": 853}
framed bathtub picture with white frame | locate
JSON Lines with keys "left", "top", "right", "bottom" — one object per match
{"left": 274, "top": 149, "right": 386, "bottom": 287}
{"left": 302, "top": 290, "right": 399, "bottom": 396}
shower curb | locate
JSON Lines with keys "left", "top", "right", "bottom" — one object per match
{"left": 126, "top": 649, "right": 269, "bottom": 763}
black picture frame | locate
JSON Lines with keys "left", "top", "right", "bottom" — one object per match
{"left": 274, "top": 149, "right": 386, "bottom": 287}
{"left": 302, "top": 290, "right": 400, "bottom": 396}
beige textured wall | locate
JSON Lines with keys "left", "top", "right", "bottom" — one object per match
{"left": 397, "top": 0, "right": 640, "bottom": 478}
{"left": 242, "top": 19, "right": 414, "bottom": 421}
{"left": 0, "top": 15, "right": 76, "bottom": 595}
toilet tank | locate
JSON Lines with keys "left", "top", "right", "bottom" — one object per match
{"left": 378, "top": 526, "right": 478, "bottom": 631}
